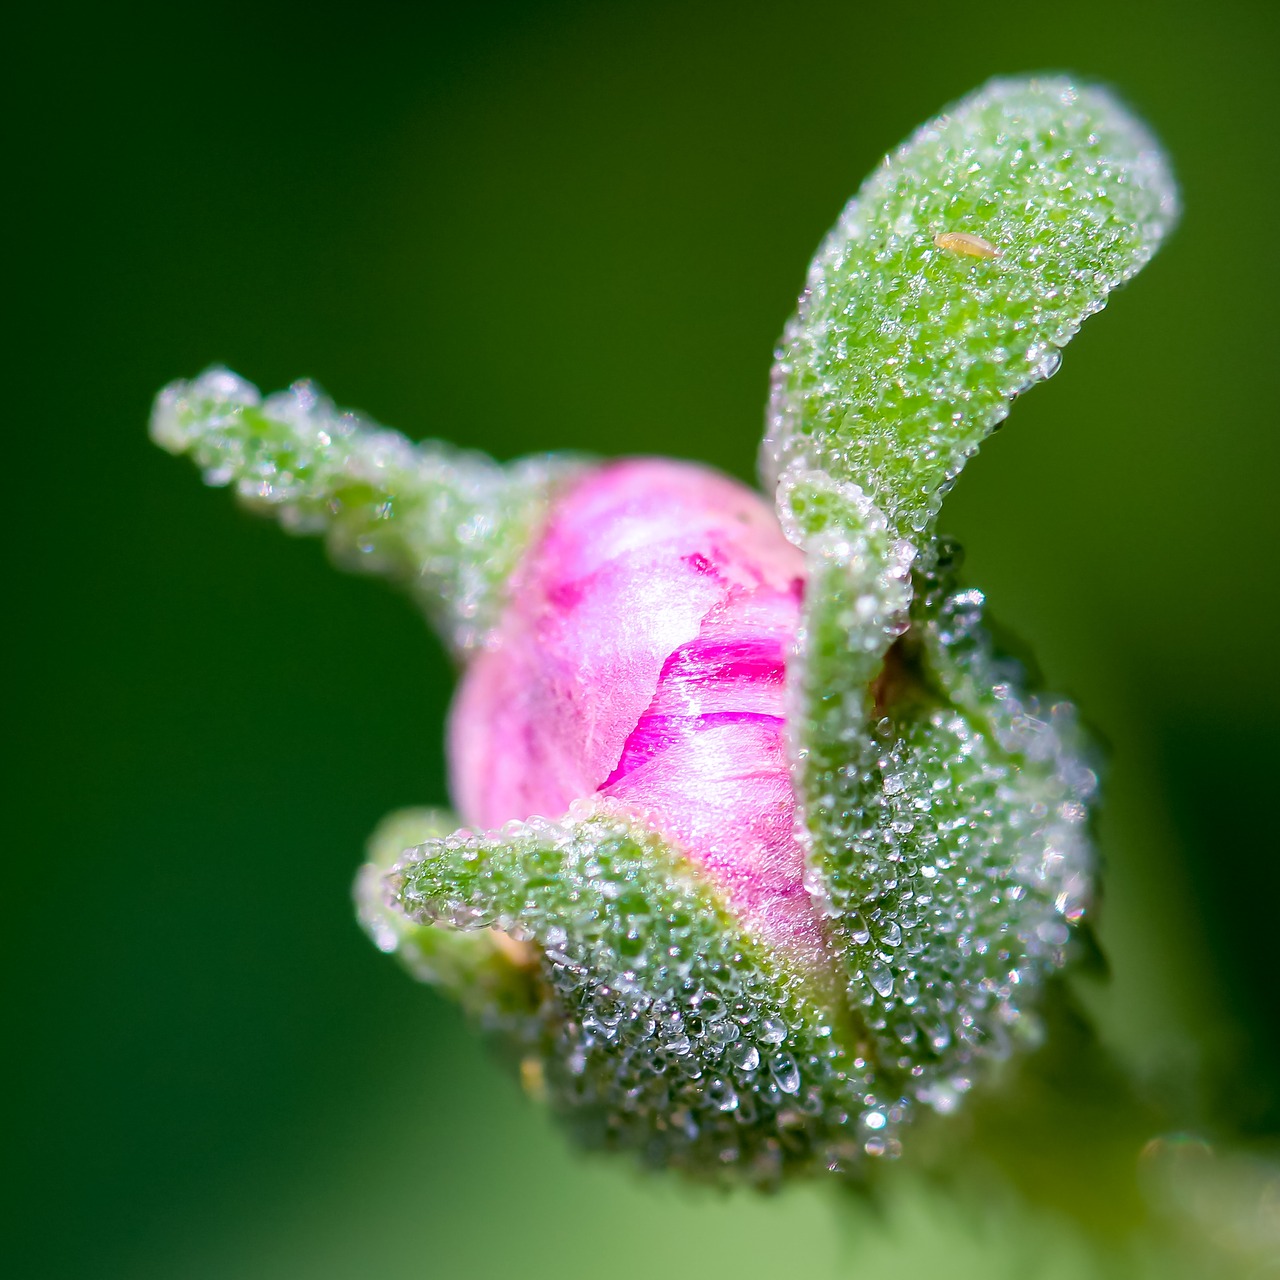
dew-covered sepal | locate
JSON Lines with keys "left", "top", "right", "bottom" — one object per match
{"left": 149, "top": 73, "right": 1175, "bottom": 1184}
{"left": 763, "top": 76, "right": 1179, "bottom": 542}
{"left": 151, "top": 367, "right": 583, "bottom": 653}
{"left": 768, "top": 73, "right": 1169, "bottom": 1134}
{"left": 356, "top": 808, "right": 545, "bottom": 1033}
{"left": 791, "top": 508, "right": 1097, "bottom": 1119}
{"left": 383, "top": 807, "right": 909, "bottom": 1183}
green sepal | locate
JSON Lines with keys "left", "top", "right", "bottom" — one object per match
{"left": 355, "top": 808, "right": 544, "bottom": 1031}
{"left": 151, "top": 367, "right": 584, "bottom": 653}
{"left": 772, "top": 72, "right": 1167, "bottom": 1124}
{"left": 764, "top": 76, "right": 1178, "bottom": 541}
{"left": 791, "top": 504, "right": 1096, "bottom": 1113}
{"left": 385, "top": 805, "right": 913, "bottom": 1181}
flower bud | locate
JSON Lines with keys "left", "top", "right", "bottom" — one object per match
{"left": 153, "top": 75, "right": 1177, "bottom": 1184}
{"left": 450, "top": 457, "right": 822, "bottom": 959}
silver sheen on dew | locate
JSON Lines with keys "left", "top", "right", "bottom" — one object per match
{"left": 152, "top": 76, "right": 1177, "bottom": 1184}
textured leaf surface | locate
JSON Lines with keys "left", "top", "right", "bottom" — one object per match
{"left": 355, "top": 808, "right": 544, "bottom": 1029}
{"left": 386, "top": 807, "right": 914, "bottom": 1181}
{"left": 769, "top": 74, "right": 1168, "bottom": 1125}
{"left": 794, "top": 525, "right": 1096, "bottom": 1113}
{"left": 151, "top": 368, "right": 582, "bottom": 651}
{"left": 763, "top": 76, "right": 1178, "bottom": 540}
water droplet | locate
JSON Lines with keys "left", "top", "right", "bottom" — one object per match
{"left": 868, "top": 964, "right": 894, "bottom": 998}
{"left": 708, "top": 1078, "right": 739, "bottom": 1111}
{"left": 769, "top": 1052, "right": 801, "bottom": 1094}
{"left": 760, "top": 1016, "right": 787, "bottom": 1045}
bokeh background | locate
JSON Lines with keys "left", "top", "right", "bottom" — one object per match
{"left": 11, "top": 1, "right": 1280, "bottom": 1276}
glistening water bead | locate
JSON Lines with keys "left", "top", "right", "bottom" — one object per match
{"left": 153, "top": 75, "right": 1177, "bottom": 1185}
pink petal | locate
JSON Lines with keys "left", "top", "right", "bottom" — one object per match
{"left": 449, "top": 457, "right": 821, "bottom": 957}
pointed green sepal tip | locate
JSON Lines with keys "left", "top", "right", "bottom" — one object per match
{"left": 764, "top": 75, "right": 1178, "bottom": 541}
{"left": 355, "top": 808, "right": 544, "bottom": 1028}
{"left": 383, "top": 805, "right": 920, "bottom": 1182}
{"left": 151, "top": 367, "right": 583, "bottom": 652}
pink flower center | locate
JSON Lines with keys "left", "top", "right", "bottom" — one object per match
{"left": 449, "top": 458, "right": 823, "bottom": 957}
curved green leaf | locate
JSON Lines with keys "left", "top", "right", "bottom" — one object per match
{"left": 764, "top": 76, "right": 1178, "bottom": 540}
{"left": 151, "top": 367, "right": 582, "bottom": 652}
{"left": 386, "top": 806, "right": 906, "bottom": 1180}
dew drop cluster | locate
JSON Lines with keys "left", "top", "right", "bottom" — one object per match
{"left": 382, "top": 810, "right": 909, "bottom": 1184}
{"left": 151, "top": 367, "right": 579, "bottom": 652}
{"left": 797, "top": 534, "right": 1095, "bottom": 1123}
{"left": 762, "top": 76, "right": 1179, "bottom": 543}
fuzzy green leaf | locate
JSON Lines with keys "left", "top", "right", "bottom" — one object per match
{"left": 763, "top": 76, "right": 1178, "bottom": 540}
{"left": 386, "top": 806, "right": 912, "bottom": 1181}
{"left": 151, "top": 368, "right": 582, "bottom": 652}
{"left": 355, "top": 807, "right": 544, "bottom": 1028}
{"left": 787, "top": 486, "right": 1097, "bottom": 1110}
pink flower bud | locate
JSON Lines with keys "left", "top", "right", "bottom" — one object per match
{"left": 448, "top": 458, "right": 821, "bottom": 957}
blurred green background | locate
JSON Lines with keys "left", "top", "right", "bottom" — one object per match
{"left": 11, "top": 1, "right": 1280, "bottom": 1276}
